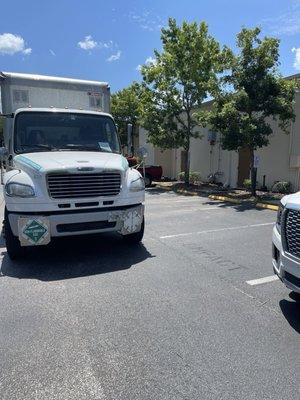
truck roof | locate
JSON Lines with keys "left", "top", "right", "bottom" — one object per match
{"left": 0, "top": 71, "right": 109, "bottom": 88}
{"left": 14, "top": 107, "right": 113, "bottom": 117}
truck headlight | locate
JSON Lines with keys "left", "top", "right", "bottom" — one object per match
{"left": 129, "top": 177, "right": 145, "bottom": 192}
{"left": 276, "top": 203, "right": 284, "bottom": 234}
{"left": 6, "top": 182, "right": 35, "bottom": 198}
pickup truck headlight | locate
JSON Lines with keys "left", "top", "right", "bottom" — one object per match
{"left": 6, "top": 182, "right": 35, "bottom": 198}
{"left": 129, "top": 177, "right": 145, "bottom": 192}
{"left": 276, "top": 203, "right": 284, "bottom": 234}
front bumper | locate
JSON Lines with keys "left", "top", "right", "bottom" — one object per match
{"left": 8, "top": 204, "right": 144, "bottom": 245}
{"left": 272, "top": 226, "right": 300, "bottom": 293}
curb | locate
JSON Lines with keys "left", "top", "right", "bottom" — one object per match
{"left": 208, "top": 195, "right": 241, "bottom": 204}
{"left": 154, "top": 185, "right": 279, "bottom": 211}
{"left": 256, "top": 202, "right": 279, "bottom": 211}
{"left": 154, "top": 184, "right": 201, "bottom": 196}
{"left": 209, "top": 195, "right": 279, "bottom": 211}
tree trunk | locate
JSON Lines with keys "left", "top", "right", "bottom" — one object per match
{"left": 184, "top": 143, "right": 190, "bottom": 186}
{"left": 249, "top": 147, "right": 257, "bottom": 197}
{"left": 184, "top": 110, "right": 191, "bottom": 187}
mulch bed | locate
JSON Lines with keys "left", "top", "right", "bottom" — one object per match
{"left": 154, "top": 181, "right": 286, "bottom": 204}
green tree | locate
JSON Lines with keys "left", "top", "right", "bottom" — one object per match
{"left": 197, "top": 27, "right": 297, "bottom": 195}
{"left": 140, "top": 18, "right": 231, "bottom": 185}
{"left": 111, "top": 82, "right": 142, "bottom": 154}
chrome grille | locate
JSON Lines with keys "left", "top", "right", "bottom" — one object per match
{"left": 285, "top": 209, "right": 300, "bottom": 258}
{"left": 47, "top": 172, "right": 121, "bottom": 199}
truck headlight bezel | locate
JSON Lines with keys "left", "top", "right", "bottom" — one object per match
{"left": 5, "top": 182, "right": 35, "bottom": 198}
{"left": 276, "top": 203, "right": 284, "bottom": 234}
{"left": 129, "top": 177, "right": 145, "bottom": 192}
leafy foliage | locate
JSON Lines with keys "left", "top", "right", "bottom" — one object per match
{"left": 140, "top": 18, "right": 231, "bottom": 184}
{"left": 272, "top": 181, "right": 291, "bottom": 194}
{"left": 243, "top": 179, "right": 252, "bottom": 190}
{"left": 111, "top": 82, "right": 143, "bottom": 147}
{"left": 178, "top": 171, "right": 201, "bottom": 184}
{"left": 197, "top": 27, "right": 297, "bottom": 194}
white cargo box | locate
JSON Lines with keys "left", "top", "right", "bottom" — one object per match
{"left": 0, "top": 72, "right": 110, "bottom": 114}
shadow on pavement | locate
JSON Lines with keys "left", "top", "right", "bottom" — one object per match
{"left": 146, "top": 188, "right": 267, "bottom": 213}
{"left": 279, "top": 295, "right": 300, "bottom": 334}
{"left": 203, "top": 200, "right": 265, "bottom": 213}
{"left": 0, "top": 233, "right": 154, "bottom": 282}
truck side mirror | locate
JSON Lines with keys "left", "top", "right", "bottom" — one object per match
{"left": 127, "top": 123, "right": 133, "bottom": 157}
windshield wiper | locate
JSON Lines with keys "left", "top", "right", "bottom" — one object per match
{"left": 59, "top": 144, "right": 102, "bottom": 151}
{"left": 20, "top": 144, "right": 58, "bottom": 151}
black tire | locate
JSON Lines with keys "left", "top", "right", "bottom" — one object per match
{"left": 4, "top": 208, "right": 25, "bottom": 260}
{"left": 290, "top": 291, "right": 300, "bottom": 302}
{"left": 122, "top": 217, "right": 144, "bottom": 244}
{"left": 144, "top": 174, "right": 152, "bottom": 187}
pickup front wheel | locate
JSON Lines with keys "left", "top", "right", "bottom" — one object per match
{"left": 4, "top": 209, "right": 25, "bottom": 261}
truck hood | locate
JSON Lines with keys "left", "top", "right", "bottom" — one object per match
{"left": 14, "top": 151, "right": 129, "bottom": 174}
{"left": 281, "top": 191, "right": 300, "bottom": 210}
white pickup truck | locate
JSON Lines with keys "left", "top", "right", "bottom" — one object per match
{"left": 0, "top": 72, "right": 145, "bottom": 259}
{"left": 272, "top": 193, "right": 300, "bottom": 298}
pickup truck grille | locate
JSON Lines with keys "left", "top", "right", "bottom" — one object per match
{"left": 47, "top": 172, "right": 121, "bottom": 199}
{"left": 285, "top": 209, "right": 300, "bottom": 258}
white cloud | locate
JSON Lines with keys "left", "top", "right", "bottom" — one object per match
{"left": 262, "top": 1, "right": 300, "bottom": 36}
{"left": 106, "top": 50, "right": 121, "bottom": 62}
{"left": 78, "top": 35, "right": 98, "bottom": 50}
{"left": 145, "top": 56, "right": 156, "bottom": 65}
{"left": 128, "top": 10, "right": 164, "bottom": 32}
{"left": 292, "top": 47, "right": 300, "bottom": 70}
{"left": 102, "top": 40, "right": 114, "bottom": 49}
{"left": 77, "top": 36, "right": 116, "bottom": 53}
{"left": 22, "top": 47, "right": 32, "bottom": 55}
{"left": 0, "top": 33, "right": 31, "bottom": 55}
{"left": 136, "top": 55, "right": 157, "bottom": 71}
{"left": 49, "top": 49, "right": 56, "bottom": 56}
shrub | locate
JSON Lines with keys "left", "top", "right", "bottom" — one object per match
{"left": 178, "top": 171, "right": 201, "bottom": 184}
{"left": 272, "top": 181, "right": 291, "bottom": 194}
{"left": 243, "top": 179, "right": 252, "bottom": 189}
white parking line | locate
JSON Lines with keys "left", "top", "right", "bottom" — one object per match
{"left": 160, "top": 222, "right": 274, "bottom": 239}
{"left": 147, "top": 207, "right": 221, "bottom": 215}
{"left": 246, "top": 275, "right": 279, "bottom": 286}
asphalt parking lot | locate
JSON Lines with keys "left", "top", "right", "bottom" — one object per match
{"left": 0, "top": 189, "right": 299, "bottom": 399}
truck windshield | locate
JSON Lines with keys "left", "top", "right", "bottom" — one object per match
{"left": 14, "top": 112, "right": 120, "bottom": 154}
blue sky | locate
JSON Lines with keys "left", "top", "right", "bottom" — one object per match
{"left": 1, "top": 0, "right": 300, "bottom": 92}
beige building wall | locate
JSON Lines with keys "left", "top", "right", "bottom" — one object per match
{"left": 138, "top": 127, "right": 155, "bottom": 165}
{"left": 189, "top": 127, "right": 238, "bottom": 187}
{"left": 154, "top": 148, "right": 174, "bottom": 178}
{"left": 139, "top": 90, "right": 300, "bottom": 191}
{"left": 255, "top": 91, "right": 300, "bottom": 190}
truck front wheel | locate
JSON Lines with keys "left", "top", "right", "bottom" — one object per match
{"left": 4, "top": 209, "right": 24, "bottom": 260}
{"left": 122, "top": 217, "right": 144, "bottom": 244}
{"left": 144, "top": 174, "right": 152, "bottom": 187}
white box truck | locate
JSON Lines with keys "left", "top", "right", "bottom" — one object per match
{"left": 0, "top": 72, "right": 145, "bottom": 259}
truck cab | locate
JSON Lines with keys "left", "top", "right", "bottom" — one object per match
{"left": 0, "top": 72, "right": 145, "bottom": 259}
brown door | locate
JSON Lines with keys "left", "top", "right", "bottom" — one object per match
{"left": 237, "top": 147, "right": 252, "bottom": 187}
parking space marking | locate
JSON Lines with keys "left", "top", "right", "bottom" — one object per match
{"left": 246, "top": 275, "right": 279, "bottom": 286}
{"left": 160, "top": 222, "right": 274, "bottom": 239}
{"left": 147, "top": 207, "right": 221, "bottom": 215}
